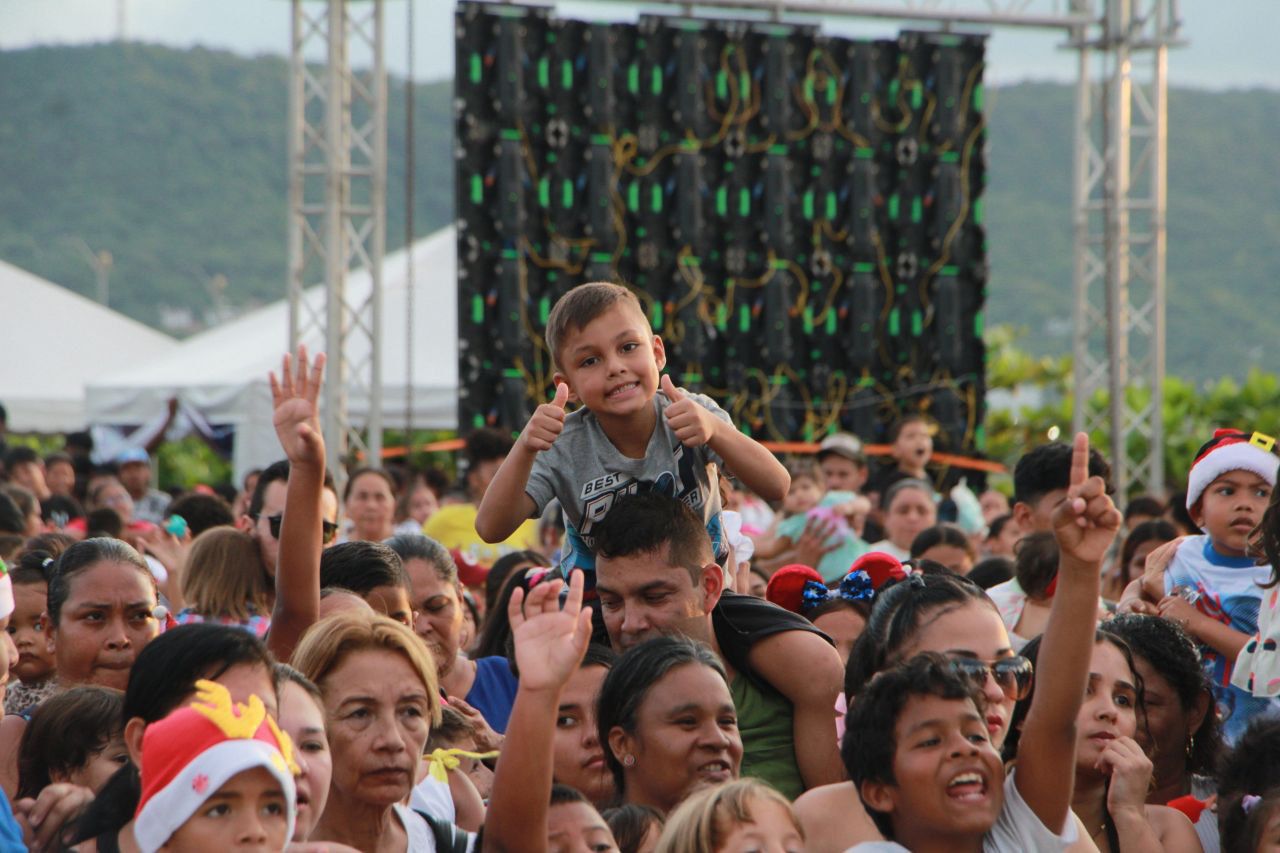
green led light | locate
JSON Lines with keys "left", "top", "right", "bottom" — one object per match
{"left": 469, "top": 54, "right": 482, "bottom": 84}
{"left": 716, "top": 70, "right": 727, "bottom": 100}
{"left": 976, "top": 425, "right": 986, "bottom": 450}
{"left": 888, "top": 193, "right": 900, "bottom": 220}
{"left": 740, "top": 71, "right": 749, "bottom": 99}
{"left": 628, "top": 64, "right": 639, "bottom": 95}
{"left": 804, "top": 77, "right": 814, "bottom": 103}
{"left": 562, "top": 59, "right": 573, "bottom": 89}
{"left": 826, "top": 309, "right": 837, "bottom": 335}
{"left": 768, "top": 144, "right": 786, "bottom": 155}
{"left": 888, "top": 308, "right": 900, "bottom": 336}
{"left": 912, "top": 310, "right": 922, "bottom": 336}
{"left": 502, "top": 368, "right": 522, "bottom": 378}
{"left": 538, "top": 57, "right": 549, "bottom": 89}
{"left": 651, "top": 301, "right": 663, "bottom": 329}
{"left": 974, "top": 311, "right": 984, "bottom": 337}
{"left": 628, "top": 183, "right": 639, "bottom": 213}
{"left": 739, "top": 305, "right": 750, "bottom": 332}
{"left": 538, "top": 178, "right": 550, "bottom": 208}
{"left": 888, "top": 80, "right": 899, "bottom": 103}
{"left": 911, "top": 196, "right": 922, "bottom": 223}
{"left": 803, "top": 306, "right": 814, "bottom": 334}
{"left": 472, "top": 414, "right": 484, "bottom": 428}
{"left": 470, "top": 175, "right": 482, "bottom": 204}
{"left": 651, "top": 67, "right": 662, "bottom": 95}
{"left": 651, "top": 184, "right": 662, "bottom": 213}
{"left": 471, "top": 295, "right": 484, "bottom": 324}
{"left": 826, "top": 192, "right": 837, "bottom": 221}
{"left": 738, "top": 188, "right": 750, "bottom": 217}
{"left": 716, "top": 303, "right": 727, "bottom": 330}
{"left": 974, "top": 84, "right": 984, "bottom": 111}
{"left": 940, "top": 265, "right": 958, "bottom": 275}
{"left": 854, "top": 147, "right": 873, "bottom": 160}
{"left": 636, "top": 226, "right": 647, "bottom": 238}
{"left": 802, "top": 191, "right": 814, "bottom": 220}
{"left": 911, "top": 82, "right": 923, "bottom": 109}
{"left": 973, "top": 199, "right": 984, "bottom": 225}
{"left": 716, "top": 187, "right": 727, "bottom": 217}
{"left": 940, "top": 151, "right": 959, "bottom": 163}
{"left": 562, "top": 179, "right": 573, "bottom": 209}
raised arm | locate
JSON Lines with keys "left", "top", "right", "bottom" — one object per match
{"left": 1015, "top": 432, "right": 1121, "bottom": 832}
{"left": 484, "top": 570, "right": 593, "bottom": 853}
{"left": 661, "top": 375, "right": 790, "bottom": 501}
{"left": 267, "top": 346, "right": 327, "bottom": 663}
{"left": 475, "top": 383, "right": 566, "bottom": 543}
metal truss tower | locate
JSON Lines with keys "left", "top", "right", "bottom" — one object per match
{"left": 1069, "top": 0, "right": 1175, "bottom": 497}
{"left": 573, "top": 0, "right": 1176, "bottom": 495}
{"left": 288, "top": 0, "right": 386, "bottom": 489}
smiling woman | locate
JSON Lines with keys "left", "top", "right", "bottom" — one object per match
{"left": 596, "top": 636, "right": 743, "bottom": 816}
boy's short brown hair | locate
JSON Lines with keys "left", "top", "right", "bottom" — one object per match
{"left": 545, "top": 282, "right": 649, "bottom": 370}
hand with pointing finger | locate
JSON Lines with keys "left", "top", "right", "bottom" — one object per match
{"left": 661, "top": 374, "right": 719, "bottom": 448}
{"left": 520, "top": 382, "right": 570, "bottom": 453}
{"left": 1051, "top": 432, "right": 1122, "bottom": 566}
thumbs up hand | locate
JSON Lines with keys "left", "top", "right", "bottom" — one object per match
{"left": 662, "top": 374, "right": 719, "bottom": 448}
{"left": 520, "top": 382, "right": 570, "bottom": 453}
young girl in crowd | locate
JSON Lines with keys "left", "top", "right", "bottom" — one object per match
{"left": 655, "top": 778, "right": 804, "bottom": 853}
{"left": 1218, "top": 718, "right": 1280, "bottom": 853}
{"left": 910, "top": 523, "right": 977, "bottom": 575}
{"left": 1106, "top": 519, "right": 1178, "bottom": 602}
{"left": 174, "top": 527, "right": 272, "bottom": 637}
{"left": 869, "top": 479, "right": 938, "bottom": 561}
{"left": 552, "top": 644, "right": 617, "bottom": 808}
{"left": 17, "top": 685, "right": 126, "bottom": 800}
{"left": 4, "top": 550, "right": 58, "bottom": 714}
{"left": 1009, "top": 631, "right": 1201, "bottom": 851}
{"left": 272, "top": 663, "right": 333, "bottom": 845}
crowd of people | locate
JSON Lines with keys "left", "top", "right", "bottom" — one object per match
{"left": 0, "top": 281, "right": 1277, "bottom": 852}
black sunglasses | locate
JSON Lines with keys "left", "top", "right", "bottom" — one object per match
{"left": 950, "top": 655, "right": 1034, "bottom": 702}
{"left": 258, "top": 512, "right": 338, "bottom": 544}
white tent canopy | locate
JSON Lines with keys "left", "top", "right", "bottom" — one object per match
{"left": 0, "top": 259, "right": 178, "bottom": 433}
{"left": 86, "top": 226, "right": 458, "bottom": 477}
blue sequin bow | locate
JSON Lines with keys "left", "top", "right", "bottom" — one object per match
{"left": 801, "top": 570, "right": 875, "bottom": 612}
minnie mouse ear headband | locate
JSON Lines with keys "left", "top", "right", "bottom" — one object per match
{"left": 766, "top": 552, "right": 909, "bottom": 615}
{"left": 766, "top": 564, "right": 824, "bottom": 613}
{"left": 134, "top": 680, "right": 298, "bottom": 853}
{"left": 1186, "top": 429, "right": 1278, "bottom": 510}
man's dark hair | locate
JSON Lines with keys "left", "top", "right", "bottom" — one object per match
{"left": 167, "top": 493, "right": 235, "bottom": 537}
{"left": 247, "top": 460, "right": 291, "bottom": 520}
{"left": 1123, "top": 495, "right": 1164, "bottom": 523}
{"left": 319, "top": 541, "right": 411, "bottom": 596}
{"left": 3, "top": 446, "right": 40, "bottom": 471}
{"left": 0, "top": 491, "right": 26, "bottom": 534}
{"left": 986, "top": 514, "right": 1015, "bottom": 541}
{"left": 85, "top": 508, "right": 124, "bottom": 539}
{"left": 544, "top": 282, "right": 647, "bottom": 370}
{"left": 842, "top": 652, "right": 986, "bottom": 839}
{"left": 464, "top": 428, "right": 515, "bottom": 468}
{"left": 592, "top": 493, "right": 713, "bottom": 584}
{"left": 966, "top": 556, "right": 1014, "bottom": 589}
{"left": 1013, "top": 442, "right": 1112, "bottom": 506}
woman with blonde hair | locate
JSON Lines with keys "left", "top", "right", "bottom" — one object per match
{"left": 174, "top": 527, "right": 272, "bottom": 637}
{"left": 293, "top": 609, "right": 475, "bottom": 851}
{"left": 656, "top": 779, "right": 804, "bottom": 853}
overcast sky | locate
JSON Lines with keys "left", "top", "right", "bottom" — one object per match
{"left": 1, "top": 0, "right": 1277, "bottom": 90}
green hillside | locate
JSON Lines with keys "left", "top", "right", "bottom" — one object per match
{"left": 1, "top": 43, "right": 1275, "bottom": 381}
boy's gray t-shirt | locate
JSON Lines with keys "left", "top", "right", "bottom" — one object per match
{"left": 525, "top": 388, "right": 732, "bottom": 572}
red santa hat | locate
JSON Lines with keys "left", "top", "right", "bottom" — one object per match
{"left": 0, "top": 559, "right": 13, "bottom": 621}
{"left": 134, "top": 680, "right": 298, "bottom": 853}
{"left": 1186, "top": 429, "right": 1279, "bottom": 511}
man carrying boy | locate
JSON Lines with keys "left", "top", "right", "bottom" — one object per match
{"left": 476, "top": 281, "right": 789, "bottom": 575}
{"left": 592, "top": 492, "right": 845, "bottom": 794}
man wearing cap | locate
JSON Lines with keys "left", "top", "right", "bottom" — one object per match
{"left": 816, "top": 432, "right": 870, "bottom": 495}
{"left": 117, "top": 449, "right": 171, "bottom": 525}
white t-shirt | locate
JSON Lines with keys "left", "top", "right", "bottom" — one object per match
{"left": 844, "top": 770, "right": 1078, "bottom": 852}
{"left": 393, "top": 802, "right": 477, "bottom": 852}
